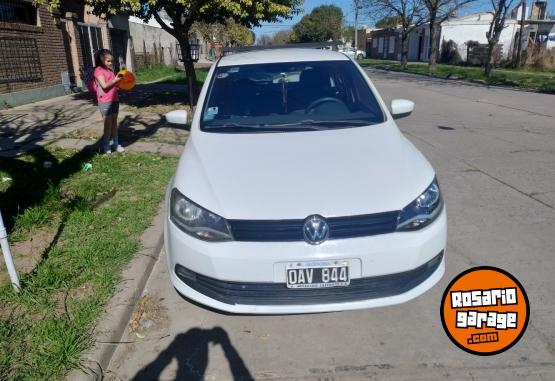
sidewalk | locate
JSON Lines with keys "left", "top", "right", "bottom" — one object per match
{"left": 0, "top": 82, "right": 190, "bottom": 158}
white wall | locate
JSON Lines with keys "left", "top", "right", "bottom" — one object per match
{"left": 129, "top": 21, "right": 181, "bottom": 66}
{"left": 440, "top": 20, "right": 519, "bottom": 60}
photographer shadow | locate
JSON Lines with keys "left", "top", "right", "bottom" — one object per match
{"left": 131, "top": 327, "right": 253, "bottom": 381}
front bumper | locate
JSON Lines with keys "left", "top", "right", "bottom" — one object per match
{"left": 165, "top": 209, "right": 447, "bottom": 314}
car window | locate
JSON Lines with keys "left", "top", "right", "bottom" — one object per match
{"left": 201, "top": 60, "right": 385, "bottom": 133}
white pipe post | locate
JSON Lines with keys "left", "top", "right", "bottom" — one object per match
{"left": 0, "top": 210, "right": 20, "bottom": 291}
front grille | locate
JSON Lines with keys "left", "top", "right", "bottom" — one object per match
{"left": 228, "top": 211, "right": 400, "bottom": 242}
{"left": 175, "top": 251, "right": 443, "bottom": 306}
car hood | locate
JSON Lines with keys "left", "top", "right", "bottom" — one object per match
{"left": 173, "top": 124, "right": 435, "bottom": 219}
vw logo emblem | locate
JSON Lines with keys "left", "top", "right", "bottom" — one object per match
{"left": 303, "top": 215, "right": 329, "bottom": 245}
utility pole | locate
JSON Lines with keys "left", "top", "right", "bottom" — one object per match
{"left": 354, "top": 0, "right": 359, "bottom": 53}
{"left": 515, "top": 0, "right": 527, "bottom": 67}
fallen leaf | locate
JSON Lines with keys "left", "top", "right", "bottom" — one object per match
{"left": 258, "top": 333, "right": 270, "bottom": 342}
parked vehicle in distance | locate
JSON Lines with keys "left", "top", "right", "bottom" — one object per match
{"left": 340, "top": 47, "right": 366, "bottom": 60}
{"left": 165, "top": 48, "right": 446, "bottom": 314}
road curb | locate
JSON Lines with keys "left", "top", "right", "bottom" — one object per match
{"left": 66, "top": 202, "right": 166, "bottom": 381}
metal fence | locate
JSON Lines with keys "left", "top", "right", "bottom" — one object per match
{"left": 0, "top": 0, "right": 37, "bottom": 24}
{"left": 466, "top": 41, "right": 503, "bottom": 66}
{"left": 0, "top": 37, "right": 42, "bottom": 84}
{"left": 77, "top": 23, "right": 104, "bottom": 69}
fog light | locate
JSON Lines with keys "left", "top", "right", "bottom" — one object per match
{"left": 175, "top": 264, "right": 197, "bottom": 282}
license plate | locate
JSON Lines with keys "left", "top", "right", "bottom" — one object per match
{"left": 286, "top": 260, "right": 350, "bottom": 289}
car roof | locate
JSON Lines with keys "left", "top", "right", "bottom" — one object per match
{"left": 217, "top": 48, "right": 350, "bottom": 67}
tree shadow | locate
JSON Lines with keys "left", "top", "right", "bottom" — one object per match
{"left": 0, "top": 100, "right": 97, "bottom": 155}
{"left": 118, "top": 114, "right": 190, "bottom": 145}
{"left": 0, "top": 85, "right": 186, "bottom": 232}
{"left": 119, "top": 85, "right": 186, "bottom": 108}
{"left": 131, "top": 327, "right": 254, "bottom": 381}
{"left": 0, "top": 142, "right": 99, "bottom": 231}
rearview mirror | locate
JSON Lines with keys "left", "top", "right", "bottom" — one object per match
{"left": 165, "top": 110, "right": 189, "bottom": 125}
{"left": 390, "top": 99, "right": 414, "bottom": 120}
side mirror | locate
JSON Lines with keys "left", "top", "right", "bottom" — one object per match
{"left": 165, "top": 110, "right": 189, "bottom": 125}
{"left": 390, "top": 99, "right": 414, "bottom": 120}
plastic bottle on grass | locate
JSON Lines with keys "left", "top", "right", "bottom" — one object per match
{"left": 81, "top": 163, "right": 92, "bottom": 172}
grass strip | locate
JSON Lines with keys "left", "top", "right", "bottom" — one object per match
{"left": 135, "top": 64, "right": 183, "bottom": 83}
{"left": 135, "top": 64, "right": 209, "bottom": 86}
{"left": 0, "top": 147, "right": 177, "bottom": 380}
{"left": 359, "top": 59, "right": 555, "bottom": 93}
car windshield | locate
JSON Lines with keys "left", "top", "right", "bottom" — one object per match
{"left": 200, "top": 60, "right": 385, "bottom": 132}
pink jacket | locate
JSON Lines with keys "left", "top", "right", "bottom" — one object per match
{"left": 94, "top": 66, "right": 119, "bottom": 103}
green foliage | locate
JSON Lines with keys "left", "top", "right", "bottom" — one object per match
{"left": 38, "top": 0, "right": 302, "bottom": 30}
{"left": 257, "top": 30, "right": 293, "bottom": 46}
{"left": 272, "top": 29, "right": 293, "bottom": 45}
{"left": 375, "top": 15, "right": 402, "bottom": 28}
{"left": 225, "top": 18, "right": 255, "bottom": 46}
{"left": 195, "top": 18, "right": 254, "bottom": 47}
{"left": 342, "top": 25, "right": 355, "bottom": 45}
{"left": 440, "top": 40, "right": 462, "bottom": 65}
{"left": 14, "top": 206, "right": 50, "bottom": 230}
{"left": 290, "top": 5, "right": 343, "bottom": 43}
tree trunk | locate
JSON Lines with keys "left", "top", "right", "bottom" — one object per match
{"left": 428, "top": 18, "right": 438, "bottom": 70}
{"left": 401, "top": 31, "right": 409, "bottom": 69}
{"left": 484, "top": 41, "right": 496, "bottom": 78}
{"left": 515, "top": 0, "right": 526, "bottom": 68}
{"left": 178, "top": 37, "right": 198, "bottom": 106}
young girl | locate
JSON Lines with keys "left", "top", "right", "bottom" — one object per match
{"left": 94, "top": 49, "right": 124, "bottom": 154}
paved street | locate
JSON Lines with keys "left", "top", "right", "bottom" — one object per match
{"left": 106, "top": 70, "right": 555, "bottom": 381}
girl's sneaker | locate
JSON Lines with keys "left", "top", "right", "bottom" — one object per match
{"left": 113, "top": 145, "right": 125, "bottom": 153}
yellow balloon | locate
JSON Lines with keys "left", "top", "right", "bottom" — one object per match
{"left": 117, "top": 69, "right": 136, "bottom": 91}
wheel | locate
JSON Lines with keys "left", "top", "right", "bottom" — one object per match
{"left": 357, "top": 53, "right": 364, "bottom": 60}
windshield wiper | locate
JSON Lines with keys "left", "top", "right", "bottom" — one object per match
{"left": 205, "top": 122, "right": 328, "bottom": 132}
{"left": 204, "top": 119, "right": 373, "bottom": 132}
{"left": 269, "top": 119, "right": 373, "bottom": 128}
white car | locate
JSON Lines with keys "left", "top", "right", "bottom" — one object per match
{"left": 164, "top": 48, "right": 446, "bottom": 314}
{"left": 340, "top": 48, "right": 366, "bottom": 60}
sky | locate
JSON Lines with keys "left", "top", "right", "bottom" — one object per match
{"left": 253, "top": 0, "right": 555, "bottom": 39}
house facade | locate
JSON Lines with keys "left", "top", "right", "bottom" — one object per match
{"left": 0, "top": 1, "right": 71, "bottom": 107}
{"left": 0, "top": 0, "right": 217, "bottom": 108}
{"left": 438, "top": 3, "right": 555, "bottom": 62}
{"left": 0, "top": 0, "right": 127, "bottom": 108}
{"left": 407, "top": 24, "right": 432, "bottom": 62}
{"left": 365, "top": 1, "right": 555, "bottom": 64}
{"left": 433, "top": 12, "right": 522, "bottom": 62}
{"left": 368, "top": 28, "right": 402, "bottom": 60}
{"left": 356, "top": 27, "right": 373, "bottom": 53}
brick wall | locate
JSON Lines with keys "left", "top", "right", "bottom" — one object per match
{"left": 0, "top": 6, "right": 68, "bottom": 94}
{"left": 368, "top": 29, "right": 402, "bottom": 60}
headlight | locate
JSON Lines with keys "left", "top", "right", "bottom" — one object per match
{"left": 397, "top": 178, "right": 443, "bottom": 231}
{"left": 170, "top": 188, "right": 232, "bottom": 241}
